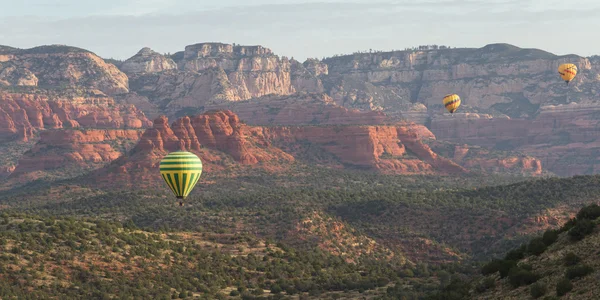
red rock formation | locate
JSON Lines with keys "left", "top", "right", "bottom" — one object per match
{"left": 396, "top": 126, "right": 466, "bottom": 174}
{"left": 10, "top": 110, "right": 547, "bottom": 188}
{"left": 0, "top": 92, "right": 151, "bottom": 142}
{"left": 430, "top": 105, "right": 600, "bottom": 176}
{"left": 9, "top": 129, "right": 144, "bottom": 178}
{"left": 171, "top": 116, "right": 201, "bottom": 151}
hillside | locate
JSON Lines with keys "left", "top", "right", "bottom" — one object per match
{"left": 423, "top": 203, "right": 600, "bottom": 300}
{"left": 0, "top": 213, "right": 406, "bottom": 299}
{"left": 2, "top": 168, "right": 600, "bottom": 298}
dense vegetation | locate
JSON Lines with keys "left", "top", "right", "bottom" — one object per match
{"left": 2, "top": 169, "right": 600, "bottom": 298}
{"left": 0, "top": 213, "right": 400, "bottom": 299}
{"left": 422, "top": 203, "right": 600, "bottom": 299}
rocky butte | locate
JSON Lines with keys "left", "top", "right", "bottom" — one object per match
{"left": 87, "top": 110, "right": 543, "bottom": 189}
{"left": 112, "top": 42, "right": 600, "bottom": 176}
{"left": 117, "top": 42, "right": 328, "bottom": 119}
{"left": 0, "top": 92, "right": 150, "bottom": 143}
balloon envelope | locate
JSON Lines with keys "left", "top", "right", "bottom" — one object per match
{"left": 159, "top": 151, "right": 203, "bottom": 200}
{"left": 558, "top": 63, "right": 577, "bottom": 84}
{"left": 443, "top": 94, "right": 461, "bottom": 114}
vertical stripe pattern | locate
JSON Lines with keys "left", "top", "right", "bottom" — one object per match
{"left": 443, "top": 94, "right": 461, "bottom": 114}
{"left": 159, "top": 151, "right": 203, "bottom": 199}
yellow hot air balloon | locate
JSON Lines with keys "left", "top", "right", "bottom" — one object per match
{"left": 558, "top": 63, "right": 577, "bottom": 85}
{"left": 443, "top": 94, "right": 461, "bottom": 114}
{"left": 159, "top": 151, "right": 203, "bottom": 206}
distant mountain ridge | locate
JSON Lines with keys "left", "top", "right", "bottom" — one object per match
{"left": 1, "top": 41, "right": 600, "bottom": 179}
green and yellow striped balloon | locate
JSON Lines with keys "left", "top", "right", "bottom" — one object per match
{"left": 159, "top": 151, "right": 203, "bottom": 204}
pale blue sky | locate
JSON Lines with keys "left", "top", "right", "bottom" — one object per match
{"left": 0, "top": 0, "right": 598, "bottom": 61}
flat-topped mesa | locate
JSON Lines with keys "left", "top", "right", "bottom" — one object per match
{"left": 183, "top": 43, "right": 273, "bottom": 60}
{"left": 120, "top": 47, "right": 177, "bottom": 74}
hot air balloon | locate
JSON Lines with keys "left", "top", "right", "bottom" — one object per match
{"left": 558, "top": 63, "right": 577, "bottom": 85}
{"left": 159, "top": 151, "right": 203, "bottom": 206}
{"left": 443, "top": 94, "right": 461, "bottom": 114}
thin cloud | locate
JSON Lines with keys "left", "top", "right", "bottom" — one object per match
{"left": 0, "top": 1, "right": 598, "bottom": 60}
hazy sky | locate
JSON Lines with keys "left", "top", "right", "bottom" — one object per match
{"left": 1, "top": 0, "right": 599, "bottom": 61}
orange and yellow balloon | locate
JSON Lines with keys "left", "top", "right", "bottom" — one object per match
{"left": 558, "top": 63, "right": 577, "bottom": 85}
{"left": 443, "top": 94, "right": 461, "bottom": 114}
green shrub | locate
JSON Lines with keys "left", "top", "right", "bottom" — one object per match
{"left": 475, "top": 277, "right": 495, "bottom": 293}
{"left": 563, "top": 252, "right": 581, "bottom": 266}
{"left": 508, "top": 267, "right": 539, "bottom": 288}
{"left": 576, "top": 204, "right": 600, "bottom": 221}
{"left": 556, "top": 278, "right": 573, "bottom": 296}
{"left": 481, "top": 259, "right": 517, "bottom": 278}
{"left": 542, "top": 229, "right": 559, "bottom": 246}
{"left": 561, "top": 218, "right": 577, "bottom": 232}
{"left": 568, "top": 219, "right": 595, "bottom": 241}
{"left": 529, "top": 282, "right": 547, "bottom": 299}
{"left": 527, "top": 238, "right": 547, "bottom": 256}
{"left": 565, "top": 264, "right": 594, "bottom": 280}
{"left": 481, "top": 259, "right": 503, "bottom": 275}
{"left": 505, "top": 244, "right": 527, "bottom": 260}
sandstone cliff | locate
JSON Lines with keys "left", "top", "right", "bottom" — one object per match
{"left": 7, "top": 129, "right": 143, "bottom": 184}
{"left": 0, "top": 45, "right": 129, "bottom": 95}
{"left": 0, "top": 92, "right": 151, "bottom": 142}
{"left": 429, "top": 104, "right": 600, "bottom": 176}
{"left": 87, "top": 110, "right": 551, "bottom": 190}
{"left": 205, "top": 92, "right": 389, "bottom": 126}
{"left": 124, "top": 43, "right": 324, "bottom": 115}
{"left": 119, "top": 47, "right": 177, "bottom": 75}
{"left": 430, "top": 142, "right": 543, "bottom": 176}
{"left": 7, "top": 110, "right": 547, "bottom": 188}
{"left": 322, "top": 43, "right": 599, "bottom": 118}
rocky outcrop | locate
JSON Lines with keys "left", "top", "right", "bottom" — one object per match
{"left": 430, "top": 103, "right": 600, "bottom": 176}
{"left": 0, "top": 45, "right": 129, "bottom": 95}
{"left": 206, "top": 93, "right": 390, "bottom": 126}
{"left": 261, "top": 123, "right": 466, "bottom": 174}
{"left": 100, "top": 111, "right": 469, "bottom": 188}
{"left": 120, "top": 47, "right": 177, "bottom": 74}
{"left": 126, "top": 42, "right": 325, "bottom": 114}
{"left": 0, "top": 92, "right": 151, "bottom": 142}
{"left": 431, "top": 143, "right": 543, "bottom": 175}
{"left": 322, "top": 44, "right": 599, "bottom": 117}
{"left": 9, "top": 129, "right": 143, "bottom": 180}
{"left": 0, "top": 165, "right": 15, "bottom": 178}
{"left": 11, "top": 110, "right": 548, "bottom": 188}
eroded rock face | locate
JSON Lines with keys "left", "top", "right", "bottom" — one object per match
{"left": 120, "top": 47, "right": 177, "bottom": 74}
{"left": 126, "top": 42, "right": 326, "bottom": 112}
{"left": 205, "top": 93, "right": 389, "bottom": 126}
{"left": 92, "top": 110, "right": 541, "bottom": 189}
{"left": 0, "top": 45, "right": 129, "bottom": 95}
{"left": 430, "top": 104, "right": 600, "bottom": 176}
{"left": 9, "top": 129, "right": 144, "bottom": 179}
{"left": 0, "top": 92, "right": 151, "bottom": 142}
{"left": 11, "top": 110, "right": 545, "bottom": 188}
{"left": 322, "top": 44, "right": 598, "bottom": 116}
